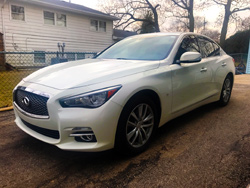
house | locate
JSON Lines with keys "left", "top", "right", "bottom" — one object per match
{"left": 113, "top": 29, "right": 137, "bottom": 43}
{"left": 0, "top": 0, "right": 117, "bottom": 52}
{"left": 0, "top": 0, "right": 118, "bottom": 52}
{"left": 0, "top": 0, "right": 118, "bottom": 68}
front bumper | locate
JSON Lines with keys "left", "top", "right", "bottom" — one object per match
{"left": 13, "top": 86, "right": 123, "bottom": 152}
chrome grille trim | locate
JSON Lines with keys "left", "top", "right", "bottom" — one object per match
{"left": 14, "top": 102, "right": 49, "bottom": 119}
{"left": 13, "top": 86, "right": 51, "bottom": 118}
{"left": 69, "top": 133, "right": 95, "bottom": 137}
{"left": 16, "top": 86, "right": 51, "bottom": 98}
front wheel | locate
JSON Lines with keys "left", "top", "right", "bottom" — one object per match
{"left": 218, "top": 75, "right": 233, "bottom": 106}
{"left": 115, "top": 96, "right": 158, "bottom": 155}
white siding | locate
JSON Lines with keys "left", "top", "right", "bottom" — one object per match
{"left": 0, "top": 0, "right": 113, "bottom": 52}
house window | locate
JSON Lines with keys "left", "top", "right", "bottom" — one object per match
{"left": 57, "top": 13, "right": 66, "bottom": 27}
{"left": 44, "top": 11, "right": 55, "bottom": 25}
{"left": 90, "top": 19, "right": 106, "bottom": 32}
{"left": 11, "top": 5, "right": 25, "bottom": 21}
{"left": 90, "top": 20, "right": 98, "bottom": 31}
{"left": 44, "top": 11, "right": 67, "bottom": 27}
{"left": 99, "top": 21, "right": 106, "bottom": 32}
{"left": 34, "top": 51, "right": 46, "bottom": 63}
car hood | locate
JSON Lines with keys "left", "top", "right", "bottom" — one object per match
{"left": 23, "top": 59, "right": 160, "bottom": 90}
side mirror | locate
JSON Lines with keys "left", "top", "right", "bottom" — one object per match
{"left": 180, "top": 52, "right": 202, "bottom": 63}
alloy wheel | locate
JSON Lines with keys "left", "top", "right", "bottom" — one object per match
{"left": 223, "top": 78, "right": 231, "bottom": 103}
{"left": 126, "top": 103, "right": 154, "bottom": 148}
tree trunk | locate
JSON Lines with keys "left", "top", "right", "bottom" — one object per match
{"left": 152, "top": 7, "right": 160, "bottom": 32}
{"left": 154, "top": 18, "right": 160, "bottom": 32}
{"left": 220, "top": 0, "right": 232, "bottom": 48}
{"left": 189, "top": 0, "right": 194, "bottom": 32}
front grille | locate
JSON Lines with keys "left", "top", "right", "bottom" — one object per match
{"left": 14, "top": 89, "right": 49, "bottom": 116}
{"left": 21, "top": 119, "right": 60, "bottom": 139}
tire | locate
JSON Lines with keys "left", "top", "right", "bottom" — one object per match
{"left": 115, "top": 95, "right": 159, "bottom": 155}
{"left": 218, "top": 75, "right": 233, "bottom": 107}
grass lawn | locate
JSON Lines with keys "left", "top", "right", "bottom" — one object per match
{"left": 0, "top": 70, "right": 36, "bottom": 108}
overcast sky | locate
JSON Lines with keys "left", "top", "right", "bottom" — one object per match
{"left": 70, "top": 0, "right": 220, "bottom": 24}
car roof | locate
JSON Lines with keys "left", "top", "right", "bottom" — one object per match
{"left": 126, "top": 32, "right": 217, "bottom": 43}
{"left": 125, "top": 32, "right": 204, "bottom": 39}
{"left": 128, "top": 32, "right": 182, "bottom": 38}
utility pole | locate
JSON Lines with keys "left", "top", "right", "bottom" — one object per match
{"left": 203, "top": 17, "right": 208, "bottom": 31}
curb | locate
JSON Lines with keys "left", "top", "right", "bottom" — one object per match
{"left": 0, "top": 106, "right": 13, "bottom": 112}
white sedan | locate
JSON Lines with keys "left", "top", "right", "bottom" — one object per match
{"left": 13, "top": 33, "right": 235, "bottom": 155}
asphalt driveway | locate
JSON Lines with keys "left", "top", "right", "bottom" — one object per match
{"left": 1, "top": 75, "right": 250, "bottom": 188}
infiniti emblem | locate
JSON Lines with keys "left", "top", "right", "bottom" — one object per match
{"left": 22, "top": 97, "right": 30, "bottom": 107}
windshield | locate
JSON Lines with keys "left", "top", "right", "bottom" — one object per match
{"left": 96, "top": 35, "right": 178, "bottom": 61}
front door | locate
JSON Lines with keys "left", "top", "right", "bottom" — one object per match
{"left": 170, "top": 35, "right": 212, "bottom": 113}
{"left": 170, "top": 60, "right": 211, "bottom": 113}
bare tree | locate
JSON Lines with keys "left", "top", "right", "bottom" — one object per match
{"left": 238, "top": 16, "right": 250, "bottom": 31}
{"left": 98, "top": 0, "right": 162, "bottom": 32}
{"left": 139, "top": 11, "right": 156, "bottom": 33}
{"left": 212, "top": 0, "right": 250, "bottom": 47}
{"left": 167, "top": 16, "right": 201, "bottom": 32}
{"left": 201, "top": 30, "right": 221, "bottom": 42}
{"left": 168, "top": 0, "right": 195, "bottom": 32}
{"left": 167, "top": 19, "right": 189, "bottom": 32}
{"left": 194, "top": 16, "right": 207, "bottom": 33}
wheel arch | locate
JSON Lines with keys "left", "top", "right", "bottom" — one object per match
{"left": 114, "top": 89, "right": 162, "bottom": 154}
{"left": 226, "top": 72, "right": 234, "bottom": 88}
{"left": 120, "top": 89, "right": 162, "bottom": 123}
{"left": 218, "top": 72, "right": 234, "bottom": 107}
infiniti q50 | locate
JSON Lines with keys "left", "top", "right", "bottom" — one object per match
{"left": 13, "top": 33, "right": 235, "bottom": 155}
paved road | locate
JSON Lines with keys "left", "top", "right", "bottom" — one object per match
{"left": 1, "top": 75, "right": 250, "bottom": 188}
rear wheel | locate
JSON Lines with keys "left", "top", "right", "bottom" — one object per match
{"left": 115, "top": 96, "right": 158, "bottom": 155}
{"left": 218, "top": 75, "right": 233, "bottom": 106}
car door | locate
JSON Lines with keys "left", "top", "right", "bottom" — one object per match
{"left": 197, "top": 37, "right": 223, "bottom": 97}
{"left": 211, "top": 41, "right": 229, "bottom": 94}
{"left": 170, "top": 35, "right": 212, "bottom": 113}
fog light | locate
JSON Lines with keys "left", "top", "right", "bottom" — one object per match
{"left": 75, "top": 134, "right": 97, "bottom": 142}
{"left": 80, "top": 135, "right": 94, "bottom": 142}
{"left": 69, "top": 127, "right": 97, "bottom": 142}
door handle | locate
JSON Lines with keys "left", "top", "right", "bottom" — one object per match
{"left": 200, "top": 67, "right": 207, "bottom": 72}
{"left": 222, "top": 62, "right": 227, "bottom": 67}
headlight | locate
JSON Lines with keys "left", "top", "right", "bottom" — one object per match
{"left": 60, "top": 85, "right": 122, "bottom": 108}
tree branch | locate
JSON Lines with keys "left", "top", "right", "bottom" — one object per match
{"left": 115, "top": 17, "right": 133, "bottom": 28}
{"left": 212, "top": 0, "right": 226, "bottom": 6}
{"left": 180, "top": 0, "right": 188, "bottom": 9}
{"left": 115, "top": 12, "right": 154, "bottom": 24}
{"left": 172, "top": 0, "right": 187, "bottom": 9}
{"left": 231, "top": 7, "right": 250, "bottom": 14}
{"left": 123, "top": 20, "right": 137, "bottom": 30}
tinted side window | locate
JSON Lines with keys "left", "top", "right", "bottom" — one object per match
{"left": 175, "top": 35, "right": 200, "bottom": 63}
{"left": 198, "top": 37, "right": 215, "bottom": 58}
{"left": 212, "top": 42, "right": 220, "bottom": 56}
